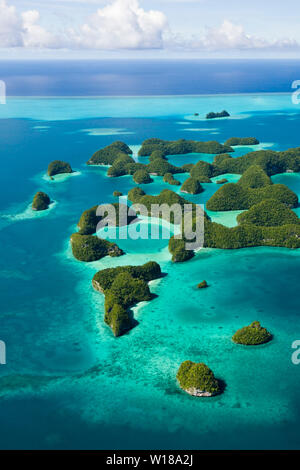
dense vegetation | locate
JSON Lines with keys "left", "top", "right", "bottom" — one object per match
{"left": 32, "top": 191, "right": 51, "bottom": 211}
{"left": 113, "top": 191, "right": 123, "bottom": 197}
{"left": 232, "top": 321, "right": 272, "bottom": 345}
{"left": 237, "top": 165, "right": 272, "bottom": 189}
{"left": 224, "top": 137, "right": 259, "bottom": 146}
{"left": 212, "top": 147, "right": 300, "bottom": 176}
{"left": 70, "top": 233, "right": 124, "bottom": 262}
{"left": 163, "top": 173, "right": 181, "bottom": 186}
{"left": 138, "top": 138, "right": 233, "bottom": 157}
{"left": 177, "top": 361, "right": 220, "bottom": 396}
{"left": 206, "top": 110, "right": 230, "bottom": 119}
{"left": 92, "top": 262, "right": 162, "bottom": 336}
{"left": 47, "top": 161, "right": 72, "bottom": 177}
{"left": 204, "top": 218, "right": 300, "bottom": 249}
{"left": 197, "top": 280, "right": 208, "bottom": 289}
{"left": 237, "top": 199, "right": 300, "bottom": 227}
{"left": 168, "top": 238, "right": 194, "bottom": 263}
{"left": 147, "top": 157, "right": 182, "bottom": 176}
{"left": 133, "top": 169, "right": 153, "bottom": 184}
{"left": 206, "top": 182, "right": 298, "bottom": 211}
{"left": 87, "top": 141, "right": 133, "bottom": 165}
{"left": 190, "top": 160, "right": 214, "bottom": 182}
{"left": 181, "top": 177, "right": 203, "bottom": 194}
{"left": 78, "top": 203, "right": 137, "bottom": 235}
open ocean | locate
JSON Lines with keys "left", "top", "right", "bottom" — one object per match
{"left": 0, "top": 60, "right": 300, "bottom": 449}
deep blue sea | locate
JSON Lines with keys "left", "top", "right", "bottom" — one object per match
{"left": 1, "top": 59, "right": 300, "bottom": 96}
{"left": 0, "top": 61, "right": 300, "bottom": 450}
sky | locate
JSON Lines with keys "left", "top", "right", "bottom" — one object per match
{"left": 0, "top": 0, "right": 300, "bottom": 59}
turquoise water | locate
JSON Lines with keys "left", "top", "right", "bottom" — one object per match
{"left": 1, "top": 94, "right": 300, "bottom": 449}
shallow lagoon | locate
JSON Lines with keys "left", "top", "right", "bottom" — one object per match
{"left": 0, "top": 94, "right": 300, "bottom": 449}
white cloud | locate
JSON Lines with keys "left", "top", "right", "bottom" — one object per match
{"left": 71, "top": 0, "right": 168, "bottom": 50}
{"left": 0, "top": 0, "right": 23, "bottom": 47}
{"left": 0, "top": 0, "right": 61, "bottom": 48}
{"left": 167, "top": 19, "right": 300, "bottom": 52}
{"left": 0, "top": 0, "right": 299, "bottom": 54}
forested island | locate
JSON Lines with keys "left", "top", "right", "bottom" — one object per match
{"left": 232, "top": 321, "right": 272, "bottom": 345}
{"left": 32, "top": 191, "right": 51, "bottom": 211}
{"left": 69, "top": 138, "right": 300, "bottom": 346}
{"left": 225, "top": 137, "right": 260, "bottom": 146}
{"left": 48, "top": 160, "right": 73, "bottom": 177}
{"left": 92, "top": 262, "right": 162, "bottom": 336}
{"left": 177, "top": 361, "right": 221, "bottom": 397}
{"left": 206, "top": 110, "right": 230, "bottom": 119}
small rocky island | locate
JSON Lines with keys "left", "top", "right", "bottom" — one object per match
{"left": 163, "top": 173, "right": 181, "bottom": 186}
{"left": 71, "top": 233, "right": 124, "bottom": 262}
{"left": 177, "top": 361, "right": 221, "bottom": 397}
{"left": 47, "top": 160, "right": 73, "bottom": 177}
{"left": 232, "top": 321, "right": 272, "bottom": 345}
{"left": 225, "top": 137, "right": 260, "bottom": 146}
{"left": 181, "top": 177, "right": 203, "bottom": 195}
{"left": 133, "top": 169, "right": 153, "bottom": 184}
{"left": 197, "top": 280, "right": 208, "bottom": 289}
{"left": 206, "top": 110, "right": 230, "bottom": 119}
{"left": 32, "top": 191, "right": 51, "bottom": 211}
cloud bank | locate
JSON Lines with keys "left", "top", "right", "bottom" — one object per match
{"left": 0, "top": 0, "right": 299, "bottom": 53}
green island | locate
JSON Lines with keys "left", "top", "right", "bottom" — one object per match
{"left": 77, "top": 202, "right": 137, "bottom": 235}
{"left": 113, "top": 191, "right": 123, "bottom": 197}
{"left": 87, "top": 141, "right": 133, "bottom": 165}
{"left": 206, "top": 110, "right": 230, "bottom": 119}
{"left": 216, "top": 178, "right": 228, "bottom": 184}
{"left": 206, "top": 165, "right": 298, "bottom": 211}
{"left": 32, "top": 191, "right": 51, "bottom": 211}
{"left": 197, "top": 280, "right": 208, "bottom": 289}
{"left": 163, "top": 173, "right": 181, "bottom": 186}
{"left": 92, "top": 262, "right": 162, "bottom": 336}
{"left": 71, "top": 233, "right": 124, "bottom": 262}
{"left": 47, "top": 160, "right": 73, "bottom": 177}
{"left": 232, "top": 321, "right": 272, "bottom": 345}
{"left": 177, "top": 361, "right": 221, "bottom": 397}
{"left": 236, "top": 199, "right": 300, "bottom": 226}
{"left": 190, "top": 160, "right": 214, "bottom": 182}
{"left": 133, "top": 169, "right": 153, "bottom": 184}
{"left": 70, "top": 202, "right": 137, "bottom": 262}
{"left": 75, "top": 138, "right": 300, "bottom": 348}
{"left": 181, "top": 177, "right": 203, "bottom": 195}
{"left": 138, "top": 138, "right": 233, "bottom": 157}
{"left": 224, "top": 137, "right": 260, "bottom": 146}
